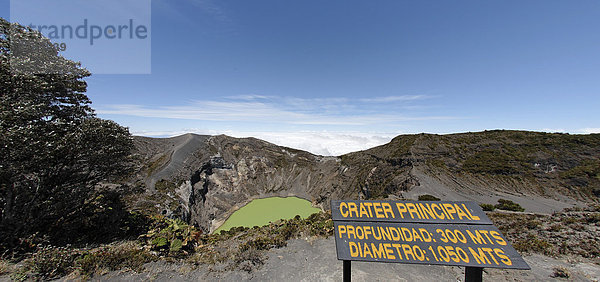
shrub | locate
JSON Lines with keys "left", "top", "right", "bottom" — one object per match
{"left": 239, "top": 237, "right": 286, "bottom": 252}
{"left": 548, "top": 224, "right": 563, "bottom": 232}
{"left": 1, "top": 18, "right": 134, "bottom": 251}
{"left": 480, "top": 203, "right": 496, "bottom": 211}
{"left": 462, "top": 149, "right": 520, "bottom": 175}
{"left": 559, "top": 159, "right": 600, "bottom": 179}
{"left": 495, "top": 199, "right": 525, "bottom": 212}
{"left": 418, "top": 194, "right": 441, "bottom": 201}
{"left": 77, "top": 243, "right": 156, "bottom": 276}
{"left": 514, "top": 234, "right": 552, "bottom": 256}
{"left": 585, "top": 213, "right": 600, "bottom": 224}
{"left": 140, "top": 216, "right": 201, "bottom": 257}
{"left": 234, "top": 246, "right": 265, "bottom": 273}
{"left": 552, "top": 267, "right": 570, "bottom": 278}
{"left": 0, "top": 260, "right": 9, "bottom": 275}
{"left": 19, "top": 245, "right": 81, "bottom": 280}
{"left": 305, "top": 212, "right": 334, "bottom": 237}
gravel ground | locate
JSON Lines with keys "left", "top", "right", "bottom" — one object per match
{"left": 76, "top": 237, "right": 599, "bottom": 282}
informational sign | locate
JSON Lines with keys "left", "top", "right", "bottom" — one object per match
{"left": 332, "top": 200, "right": 530, "bottom": 270}
{"left": 332, "top": 200, "right": 492, "bottom": 224}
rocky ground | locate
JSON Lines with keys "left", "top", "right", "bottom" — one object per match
{"left": 51, "top": 237, "right": 600, "bottom": 282}
{"left": 126, "top": 131, "right": 600, "bottom": 234}
{"left": 2, "top": 131, "right": 599, "bottom": 281}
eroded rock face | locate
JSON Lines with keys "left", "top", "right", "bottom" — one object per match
{"left": 137, "top": 135, "right": 362, "bottom": 232}
{"left": 188, "top": 156, "right": 235, "bottom": 232}
{"left": 131, "top": 131, "right": 600, "bottom": 232}
{"left": 183, "top": 141, "right": 354, "bottom": 233}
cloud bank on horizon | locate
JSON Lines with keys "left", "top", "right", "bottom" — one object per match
{"left": 97, "top": 94, "right": 599, "bottom": 156}
{"left": 97, "top": 94, "right": 440, "bottom": 155}
{"left": 97, "top": 94, "right": 454, "bottom": 126}
{"left": 131, "top": 129, "right": 397, "bottom": 156}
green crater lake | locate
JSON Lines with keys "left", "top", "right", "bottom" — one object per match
{"left": 214, "top": 196, "right": 320, "bottom": 233}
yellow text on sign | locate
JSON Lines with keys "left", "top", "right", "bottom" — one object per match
{"left": 338, "top": 202, "right": 481, "bottom": 221}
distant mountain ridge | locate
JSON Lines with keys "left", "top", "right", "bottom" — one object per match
{"left": 122, "top": 130, "right": 600, "bottom": 233}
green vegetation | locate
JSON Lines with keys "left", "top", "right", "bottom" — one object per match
{"left": 389, "top": 135, "right": 418, "bottom": 158}
{"left": 77, "top": 243, "right": 156, "bottom": 276}
{"left": 462, "top": 149, "right": 522, "bottom": 175}
{"left": 191, "top": 211, "right": 333, "bottom": 271}
{"left": 417, "top": 194, "right": 440, "bottom": 201}
{"left": 428, "top": 131, "right": 600, "bottom": 200}
{"left": 560, "top": 159, "right": 600, "bottom": 180}
{"left": 9, "top": 242, "right": 156, "bottom": 280}
{"left": 552, "top": 267, "right": 570, "bottom": 278}
{"left": 146, "top": 154, "right": 169, "bottom": 176}
{"left": 155, "top": 179, "right": 178, "bottom": 194}
{"left": 489, "top": 206, "right": 600, "bottom": 259}
{"left": 6, "top": 211, "right": 335, "bottom": 278}
{"left": 426, "top": 159, "right": 447, "bottom": 169}
{"left": 0, "top": 260, "right": 8, "bottom": 275}
{"left": 214, "top": 197, "right": 321, "bottom": 233}
{"left": 1, "top": 18, "right": 134, "bottom": 253}
{"left": 494, "top": 199, "right": 525, "bottom": 212}
{"left": 141, "top": 216, "right": 201, "bottom": 256}
{"left": 513, "top": 234, "right": 553, "bottom": 256}
{"left": 480, "top": 203, "right": 496, "bottom": 211}
{"left": 12, "top": 246, "right": 80, "bottom": 280}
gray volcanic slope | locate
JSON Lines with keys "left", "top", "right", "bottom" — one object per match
{"left": 145, "top": 134, "right": 210, "bottom": 191}
{"left": 130, "top": 131, "right": 599, "bottom": 233}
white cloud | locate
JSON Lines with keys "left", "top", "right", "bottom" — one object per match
{"left": 131, "top": 129, "right": 397, "bottom": 156}
{"left": 97, "top": 95, "right": 457, "bottom": 126}
{"left": 228, "top": 131, "right": 396, "bottom": 156}
{"left": 359, "top": 95, "right": 432, "bottom": 103}
{"left": 102, "top": 95, "right": 457, "bottom": 155}
{"left": 580, "top": 128, "right": 600, "bottom": 134}
{"left": 540, "top": 128, "right": 567, "bottom": 133}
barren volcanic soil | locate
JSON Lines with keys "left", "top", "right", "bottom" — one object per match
{"left": 75, "top": 237, "right": 600, "bottom": 281}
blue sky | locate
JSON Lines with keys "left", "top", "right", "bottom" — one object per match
{"left": 3, "top": 0, "right": 599, "bottom": 155}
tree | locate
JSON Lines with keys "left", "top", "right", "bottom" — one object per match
{"left": 0, "top": 18, "right": 134, "bottom": 249}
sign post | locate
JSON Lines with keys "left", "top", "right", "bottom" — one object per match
{"left": 331, "top": 200, "right": 530, "bottom": 281}
{"left": 343, "top": 260, "right": 351, "bottom": 282}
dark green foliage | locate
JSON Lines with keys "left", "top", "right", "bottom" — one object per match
{"left": 140, "top": 216, "right": 201, "bottom": 256}
{"left": 552, "top": 267, "right": 570, "bottom": 278}
{"left": 10, "top": 243, "right": 156, "bottom": 279}
{"left": 155, "top": 179, "right": 178, "bottom": 194}
{"left": 305, "top": 212, "right": 334, "bottom": 236}
{"left": 188, "top": 211, "right": 333, "bottom": 271}
{"left": 560, "top": 159, "right": 600, "bottom": 188}
{"left": 418, "top": 194, "right": 440, "bottom": 201}
{"left": 146, "top": 154, "right": 168, "bottom": 177}
{"left": 513, "top": 234, "right": 552, "bottom": 255}
{"left": 16, "top": 246, "right": 81, "bottom": 280}
{"left": 494, "top": 199, "right": 525, "bottom": 212}
{"left": 54, "top": 190, "right": 151, "bottom": 246}
{"left": 488, "top": 207, "right": 600, "bottom": 259}
{"left": 480, "top": 203, "right": 496, "bottom": 211}
{"left": 0, "top": 18, "right": 134, "bottom": 251}
{"left": 239, "top": 237, "right": 286, "bottom": 252}
{"left": 426, "top": 159, "right": 447, "bottom": 169}
{"left": 77, "top": 243, "right": 156, "bottom": 276}
{"left": 462, "top": 149, "right": 521, "bottom": 175}
{"left": 560, "top": 159, "right": 600, "bottom": 179}
{"left": 585, "top": 213, "right": 600, "bottom": 223}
